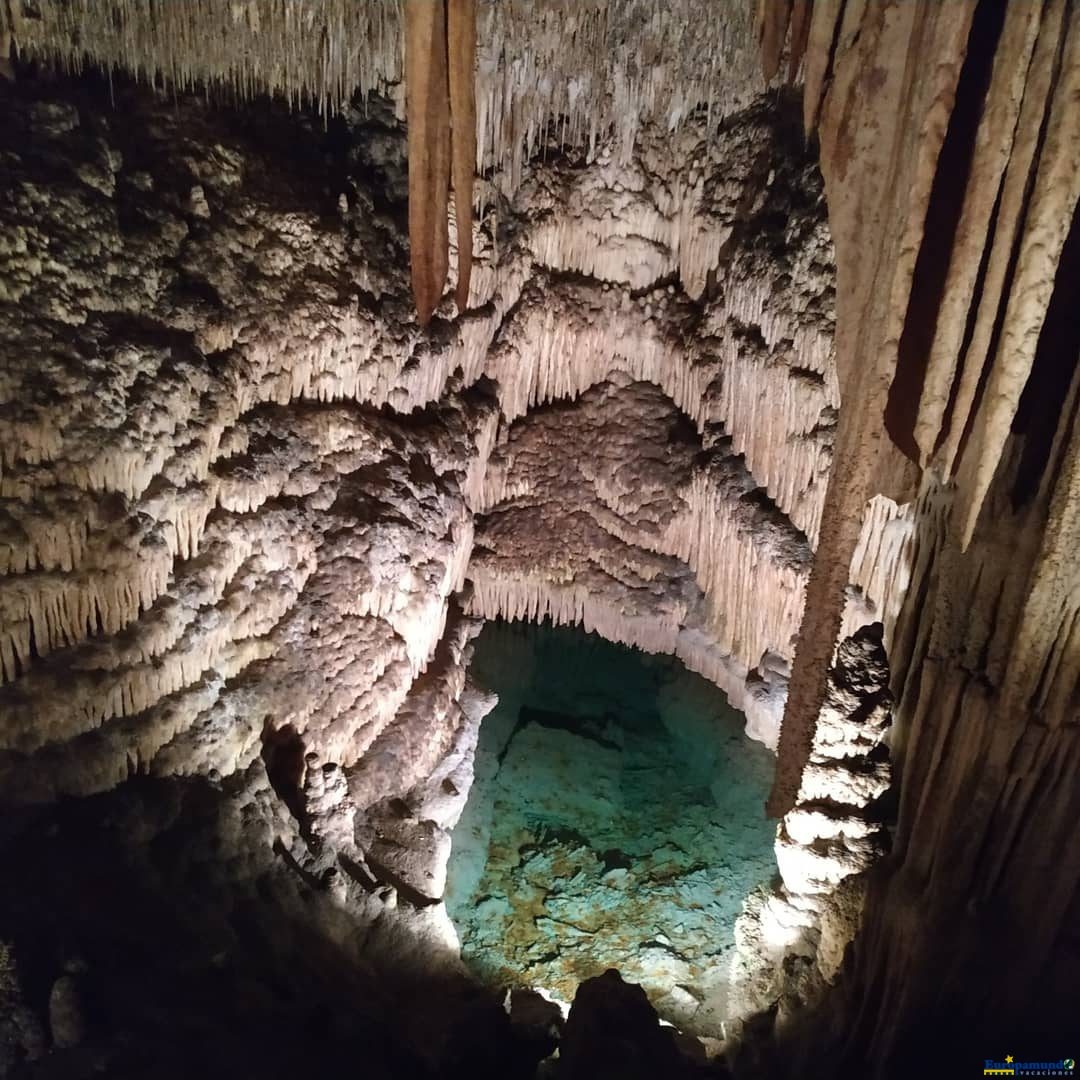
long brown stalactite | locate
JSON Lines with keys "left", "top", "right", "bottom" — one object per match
{"left": 405, "top": 0, "right": 450, "bottom": 326}
{"left": 766, "top": 0, "right": 980, "bottom": 818}
{"left": 765, "top": 0, "right": 1080, "bottom": 815}
{"left": 405, "top": 0, "right": 476, "bottom": 325}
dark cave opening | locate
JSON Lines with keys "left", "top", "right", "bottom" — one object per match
{"left": 446, "top": 621, "right": 778, "bottom": 1037}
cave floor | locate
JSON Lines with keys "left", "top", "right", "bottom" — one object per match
{"left": 446, "top": 622, "right": 777, "bottom": 1037}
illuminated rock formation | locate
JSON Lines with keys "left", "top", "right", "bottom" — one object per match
{"left": 0, "top": 1, "right": 1076, "bottom": 1076}
{"left": 467, "top": 374, "right": 808, "bottom": 747}
{"left": 0, "top": 62, "right": 843, "bottom": 800}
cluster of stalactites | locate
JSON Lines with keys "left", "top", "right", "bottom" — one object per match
{"left": 2, "top": 2, "right": 762, "bottom": 177}
{"left": 2, "top": 0, "right": 766, "bottom": 321}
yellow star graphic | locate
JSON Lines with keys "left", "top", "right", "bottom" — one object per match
{"left": 1006, "top": 1056, "right": 1015, "bottom": 1064}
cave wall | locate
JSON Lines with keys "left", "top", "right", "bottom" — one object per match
{"left": 0, "top": 82, "right": 516, "bottom": 1073}
{"left": 759, "top": 1, "right": 1080, "bottom": 1072}
{"left": 0, "top": 60, "right": 862, "bottom": 809}
{"left": 0, "top": 85, "right": 496, "bottom": 806}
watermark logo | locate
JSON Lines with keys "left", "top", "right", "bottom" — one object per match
{"left": 983, "top": 1057, "right": 1075, "bottom": 1076}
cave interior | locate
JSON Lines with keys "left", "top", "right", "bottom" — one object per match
{"left": 0, "top": 2, "right": 1078, "bottom": 1078}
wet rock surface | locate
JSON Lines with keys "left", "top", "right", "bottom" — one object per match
{"left": 446, "top": 623, "right": 776, "bottom": 1036}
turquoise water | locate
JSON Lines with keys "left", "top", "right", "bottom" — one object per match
{"left": 445, "top": 621, "right": 777, "bottom": 1034}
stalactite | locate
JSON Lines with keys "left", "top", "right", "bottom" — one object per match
{"left": 479, "top": 271, "right": 834, "bottom": 542}
{"left": 461, "top": 371, "right": 911, "bottom": 753}
{"left": 767, "top": 0, "right": 978, "bottom": 820}
{"left": 757, "top": 0, "right": 793, "bottom": 83}
{"left": 744, "top": 0, "right": 1080, "bottom": 1058}
{"left": 401, "top": 0, "right": 476, "bottom": 322}
{"left": 7, "top": 1, "right": 763, "bottom": 201}
{"left": 405, "top": 0, "right": 451, "bottom": 325}
{"left": 787, "top": 0, "right": 812, "bottom": 83}
{"left": 1, "top": 69, "right": 858, "bottom": 811}
{"left": 0, "top": 104, "right": 496, "bottom": 797}
{"left": 954, "top": 5, "right": 1080, "bottom": 548}
{"left": 448, "top": 0, "right": 476, "bottom": 313}
{"left": 801, "top": 0, "right": 842, "bottom": 133}
{"left": 911, "top": 0, "right": 1044, "bottom": 467}
{"left": 937, "top": 0, "right": 1067, "bottom": 481}
{"left": 1, "top": 1, "right": 1077, "bottom": 1064}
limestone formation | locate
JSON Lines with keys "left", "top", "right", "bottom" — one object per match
{"left": 0, "top": 2, "right": 1077, "bottom": 1077}
{"left": 753, "top": 2, "right": 1080, "bottom": 1070}
{"left": 729, "top": 624, "right": 892, "bottom": 1028}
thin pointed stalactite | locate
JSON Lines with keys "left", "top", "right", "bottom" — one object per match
{"left": 448, "top": 0, "right": 476, "bottom": 314}
{"left": 405, "top": 0, "right": 451, "bottom": 325}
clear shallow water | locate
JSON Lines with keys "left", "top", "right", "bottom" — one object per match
{"left": 445, "top": 621, "right": 777, "bottom": 1034}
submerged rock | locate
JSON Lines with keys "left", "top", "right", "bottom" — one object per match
{"left": 446, "top": 623, "right": 776, "bottom": 1037}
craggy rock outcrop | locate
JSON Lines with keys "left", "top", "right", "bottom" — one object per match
{"left": 559, "top": 969, "right": 721, "bottom": 1080}
{"left": 360, "top": 669, "right": 498, "bottom": 902}
{"left": 729, "top": 625, "right": 892, "bottom": 1032}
